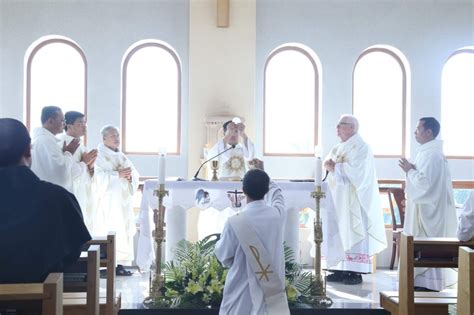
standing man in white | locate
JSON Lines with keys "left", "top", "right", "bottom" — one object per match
{"left": 323, "top": 115, "right": 387, "bottom": 284}
{"left": 207, "top": 118, "right": 254, "bottom": 179}
{"left": 57, "top": 111, "right": 97, "bottom": 231}
{"left": 399, "top": 117, "right": 457, "bottom": 291}
{"left": 94, "top": 125, "right": 139, "bottom": 271}
{"left": 215, "top": 162, "right": 289, "bottom": 315}
{"left": 31, "top": 106, "right": 80, "bottom": 192}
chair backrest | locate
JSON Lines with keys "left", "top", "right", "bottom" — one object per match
{"left": 387, "top": 188, "right": 405, "bottom": 230}
{"left": 0, "top": 273, "right": 63, "bottom": 315}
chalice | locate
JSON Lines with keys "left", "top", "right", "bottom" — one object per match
{"left": 211, "top": 160, "right": 219, "bottom": 181}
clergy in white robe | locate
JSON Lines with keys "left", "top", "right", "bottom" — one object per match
{"left": 215, "top": 166, "right": 290, "bottom": 315}
{"left": 93, "top": 125, "right": 139, "bottom": 264}
{"left": 31, "top": 106, "right": 81, "bottom": 192}
{"left": 323, "top": 115, "right": 387, "bottom": 284}
{"left": 399, "top": 117, "right": 457, "bottom": 291}
{"left": 457, "top": 190, "right": 474, "bottom": 241}
{"left": 207, "top": 119, "right": 254, "bottom": 179}
{"left": 57, "top": 111, "right": 97, "bottom": 231}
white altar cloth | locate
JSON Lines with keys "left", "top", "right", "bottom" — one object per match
{"left": 136, "top": 180, "right": 334, "bottom": 271}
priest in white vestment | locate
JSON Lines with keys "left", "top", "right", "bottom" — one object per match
{"left": 399, "top": 117, "right": 457, "bottom": 291}
{"left": 57, "top": 111, "right": 97, "bottom": 231}
{"left": 207, "top": 119, "right": 254, "bottom": 179}
{"left": 31, "top": 106, "right": 81, "bottom": 192}
{"left": 93, "top": 125, "right": 139, "bottom": 265}
{"left": 457, "top": 190, "right": 474, "bottom": 241}
{"left": 215, "top": 163, "right": 290, "bottom": 315}
{"left": 323, "top": 115, "right": 387, "bottom": 285}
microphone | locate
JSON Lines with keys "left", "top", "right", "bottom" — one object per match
{"left": 322, "top": 170, "right": 329, "bottom": 182}
{"left": 193, "top": 144, "right": 236, "bottom": 181}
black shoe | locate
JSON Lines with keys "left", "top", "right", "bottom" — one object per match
{"left": 326, "top": 271, "right": 345, "bottom": 282}
{"left": 414, "top": 286, "right": 438, "bottom": 292}
{"left": 116, "top": 264, "right": 133, "bottom": 276}
{"left": 342, "top": 272, "right": 362, "bottom": 285}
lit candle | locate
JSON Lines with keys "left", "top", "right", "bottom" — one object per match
{"left": 315, "top": 156, "right": 322, "bottom": 187}
{"left": 158, "top": 149, "right": 166, "bottom": 185}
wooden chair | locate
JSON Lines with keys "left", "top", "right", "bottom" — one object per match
{"left": 387, "top": 188, "right": 405, "bottom": 270}
{"left": 380, "top": 233, "right": 474, "bottom": 315}
{"left": 63, "top": 244, "right": 100, "bottom": 315}
{"left": 0, "top": 273, "right": 63, "bottom": 315}
{"left": 64, "top": 232, "right": 121, "bottom": 315}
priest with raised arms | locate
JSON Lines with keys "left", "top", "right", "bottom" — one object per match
{"left": 214, "top": 160, "right": 290, "bottom": 315}
{"left": 207, "top": 118, "right": 254, "bottom": 179}
{"left": 323, "top": 114, "right": 387, "bottom": 284}
{"left": 399, "top": 117, "right": 457, "bottom": 291}
{"left": 31, "top": 106, "right": 82, "bottom": 192}
{"left": 57, "top": 111, "right": 97, "bottom": 230}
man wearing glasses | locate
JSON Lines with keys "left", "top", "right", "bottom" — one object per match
{"left": 321, "top": 115, "right": 387, "bottom": 285}
{"left": 31, "top": 106, "right": 81, "bottom": 192}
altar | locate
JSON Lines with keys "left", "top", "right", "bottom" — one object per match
{"left": 136, "top": 180, "right": 336, "bottom": 271}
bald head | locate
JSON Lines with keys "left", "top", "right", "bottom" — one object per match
{"left": 0, "top": 118, "right": 32, "bottom": 167}
{"left": 336, "top": 115, "right": 359, "bottom": 142}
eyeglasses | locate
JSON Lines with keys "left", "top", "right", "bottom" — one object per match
{"left": 337, "top": 122, "right": 353, "bottom": 127}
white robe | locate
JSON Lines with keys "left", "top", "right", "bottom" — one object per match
{"left": 404, "top": 139, "right": 458, "bottom": 290}
{"left": 207, "top": 138, "right": 255, "bottom": 179}
{"left": 324, "top": 133, "right": 387, "bottom": 273}
{"left": 56, "top": 133, "right": 94, "bottom": 231}
{"left": 31, "top": 127, "right": 82, "bottom": 193}
{"left": 93, "top": 143, "right": 139, "bottom": 263}
{"left": 214, "top": 183, "right": 286, "bottom": 315}
{"left": 457, "top": 190, "right": 474, "bottom": 241}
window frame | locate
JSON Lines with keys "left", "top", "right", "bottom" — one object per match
{"left": 352, "top": 47, "right": 408, "bottom": 158}
{"left": 25, "top": 37, "right": 87, "bottom": 132}
{"left": 442, "top": 47, "right": 474, "bottom": 160}
{"left": 121, "top": 41, "right": 182, "bottom": 155}
{"left": 263, "top": 45, "right": 319, "bottom": 157}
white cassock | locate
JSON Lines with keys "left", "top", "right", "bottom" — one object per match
{"left": 457, "top": 190, "right": 474, "bottom": 241}
{"left": 93, "top": 143, "right": 139, "bottom": 263}
{"left": 56, "top": 133, "right": 94, "bottom": 230}
{"left": 215, "top": 183, "right": 289, "bottom": 315}
{"left": 207, "top": 138, "right": 254, "bottom": 179}
{"left": 322, "top": 133, "right": 387, "bottom": 273}
{"left": 31, "top": 127, "right": 82, "bottom": 193}
{"left": 404, "top": 139, "right": 457, "bottom": 291}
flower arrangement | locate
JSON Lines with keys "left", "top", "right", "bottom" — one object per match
{"left": 146, "top": 234, "right": 313, "bottom": 309}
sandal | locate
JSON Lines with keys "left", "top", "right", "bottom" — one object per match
{"left": 116, "top": 264, "right": 133, "bottom": 276}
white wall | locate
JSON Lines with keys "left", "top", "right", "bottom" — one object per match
{"left": 0, "top": 0, "right": 189, "bottom": 178}
{"left": 256, "top": 0, "right": 474, "bottom": 180}
{"left": 188, "top": 0, "right": 256, "bottom": 179}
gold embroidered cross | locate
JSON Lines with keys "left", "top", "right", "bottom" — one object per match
{"left": 249, "top": 245, "right": 273, "bottom": 281}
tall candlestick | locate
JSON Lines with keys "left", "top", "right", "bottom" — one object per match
{"left": 158, "top": 153, "right": 166, "bottom": 185}
{"left": 315, "top": 156, "right": 322, "bottom": 186}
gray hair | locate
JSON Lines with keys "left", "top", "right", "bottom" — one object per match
{"left": 340, "top": 114, "right": 359, "bottom": 133}
{"left": 100, "top": 125, "right": 119, "bottom": 139}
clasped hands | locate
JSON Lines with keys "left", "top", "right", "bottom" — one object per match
{"left": 398, "top": 158, "right": 415, "bottom": 173}
{"left": 119, "top": 167, "right": 133, "bottom": 182}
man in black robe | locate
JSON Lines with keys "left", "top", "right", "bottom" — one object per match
{"left": 0, "top": 118, "right": 91, "bottom": 283}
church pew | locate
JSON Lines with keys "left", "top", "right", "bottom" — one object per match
{"left": 0, "top": 272, "right": 63, "bottom": 315}
{"left": 457, "top": 246, "right": 474, "bottom": 315}
{"left": 64, "top": 232, "right": 121, "bottom": 315}
{"left": 63, "top": 244, "right": 100, "bottom": 315}
{"left": 380, "top": 234, "right": 474, "bottom": 315}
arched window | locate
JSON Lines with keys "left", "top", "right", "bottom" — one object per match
{"left": 441, "top": 47, "right": 474, "bottom": 158}
{"left": 122, "top": 40, "right": 181, "bottom": 154}
{"left": 264, "top": 44, "right": 320, "bottom": 156}
{"left": 25, "top": 36, "right": 86, "bottom": 131}
{"left": 353, "top": 46, "right": 409, "bottom": 157}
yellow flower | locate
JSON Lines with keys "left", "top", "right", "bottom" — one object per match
{"left": 286, "top": 285, "right": 299, "bottom": 302}
{"left": 186, "top": 280, "right": 203, "bottom": 295}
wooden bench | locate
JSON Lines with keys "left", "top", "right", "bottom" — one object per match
{"left": 63, "top": 244, "right": 100, "bottom": 315}
{"left": 64, "top": 232, "right": 121, "bottom": 315}
{"left": 380, "top": 234, "right": 474, "bottom": 315}
{"left": 457, "top": 246, "right": 474, "bottom": 314}
{"left": 0, "top": 273, "right": 63, "bottom": 315}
